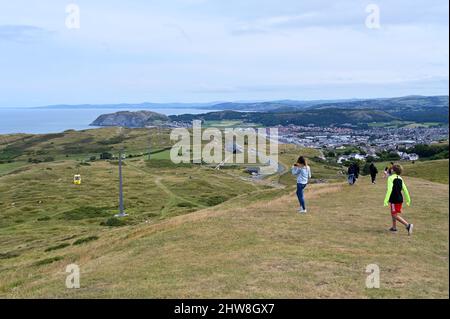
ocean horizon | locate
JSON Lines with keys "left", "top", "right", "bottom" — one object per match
{"left": 0, "top": 107, "right": 211, "bottom": 135}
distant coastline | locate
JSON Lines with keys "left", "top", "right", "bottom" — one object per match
{"left": 0, "top": 107, "right": 215, "bottom": 135}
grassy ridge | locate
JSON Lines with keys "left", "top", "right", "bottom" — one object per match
{"left": 402, "top": 160, "right": 449, "bottom": 184}
{"left": 0, "top": 177, "right": 447, "bottom": 298}
{"left": 373, "top": 160, "right": 449, "bottom": 184}
{"left": 0, "top": 128, "right": 448, "bottom": 298}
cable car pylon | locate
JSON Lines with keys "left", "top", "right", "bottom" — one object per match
{"left": 115, "top": 149, "right": 128, "bottom": 217}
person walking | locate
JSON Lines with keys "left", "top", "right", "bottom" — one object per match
{"left": 347, "top": 163, "right": 356, "bottom": 185}
{"left": 291, "top": 156, "right": 312, "bottom": 214}
{"left": 369, "top": 163, "right": 378, "bottom": 184}
{"left": 384, "top": 164, "right": 413, "bottom": 235}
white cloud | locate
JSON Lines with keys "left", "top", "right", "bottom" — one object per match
{"left": 0, "top": 0, "right": 448, "bottom": 106}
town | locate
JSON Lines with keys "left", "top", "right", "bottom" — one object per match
{"left": 277, "top": 124, "right": 449, "bottom": 162}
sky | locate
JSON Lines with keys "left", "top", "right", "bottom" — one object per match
{"left": 0, "top": 0, "right": 448, "bottom": 107}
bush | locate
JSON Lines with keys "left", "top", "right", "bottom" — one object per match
{"left": 100, "top": 217, "right": 127, "bottom": 227}
{"left": 100, "top": 152, "right": 113, "bottom": 160}
{"left": 146, "top": 159, "right": 192, "bottom": 169}
{"left": 61, "top": 206, "right": 111, "bottom": 220}
{"left": 34, "top": 256, "right": 64, "bottom": 266}
{"left": 73, "top": 236, "right": 99, "bottom": 245}
{"left": 98, "top": 136, "right": 128, "bottom": 145}
{"left": 28, "top": 158, "right": 42, "bottom": 164}
{"left": 0, "top": 251, "right": 20, "bottom": 259}
{"left": 45, "top": 243, "right": 70, "bottom": 252}
{"left": 409, "top": 144, "right": 449, "bottom": 159}
{"left": 203, "top": 195, "right": 228, "bottom": 206}
{"left": 376, "top": 151, "right": 401, "bottom": 161}
{"left": 177, "top": 202, "right": 197, "bottom": 208}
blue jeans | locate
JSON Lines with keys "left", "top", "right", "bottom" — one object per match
{"left": 296, "top": 183, "right": 307, "bottom": 210}
{"left": 348, "top": 174, "right": 355, "bottom": 185}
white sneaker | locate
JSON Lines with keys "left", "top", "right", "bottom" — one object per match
{"left": 298, "top": 209, "right": 307, "bottom": 214}
{"left": 407, "top": 223, "right": 414, "bottom": 236}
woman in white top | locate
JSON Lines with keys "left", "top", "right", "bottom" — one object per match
{"left": 291, "top": 156, "right": 312, "bottom": 213}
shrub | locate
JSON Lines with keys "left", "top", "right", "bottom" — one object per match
{"left": 100, "top": 217, "right": 127, "bottom": 227}
{"left": 34, "top": 256, "right": 64, "bottom": 266}
{"left": 0, "top": 251, "right": 20, "bottom": 259}
{"left": 177, "top": 202, "right": 197, "bottom": 208}
{"left": 45, "top": 243, "right": 70, "bottom": 252}
{"left": 100, "top": 152, "right": 113, "bottom": 160}
{"left": 73, "top": 236, "right": 99, "bottom": 245}
{"left": 203, "top": 195, "right": 228, "bottom": 206}
{"left": 61, "top": 206, "right": 111, "bottom": 220}
{"left": 409, "top": 144, "right": 449, "bottom": 159}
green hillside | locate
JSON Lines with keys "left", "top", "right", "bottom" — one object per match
{"left": 373, "top": 160, "right": 449, "bottom": 184}
{"left": 0, "top": 129, "right": 448, "bottom": 298}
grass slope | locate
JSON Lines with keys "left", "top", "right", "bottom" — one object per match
{"left": 1, "top": 176, "right": 447, "bottom": 298}
{"left": 402, "top": 160, "right": 449, "bottom": 184}
{"left": 374, "top": 160, "right": 449, "bottom": 184}
{"left": 0, "top": 129, "right": 448, "bottom": 298}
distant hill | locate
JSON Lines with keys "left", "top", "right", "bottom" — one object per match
{"left": 91, "top": 111, "right": 169, "bottom": 128}
{"left": 34, "top": 96, "right": 448, "bottom": 119}
{"left": 308, "top": 95, "right": 449, "bottom": 123}
{"left": 88, "top": 95, "right": 449, "bottom": 127}
{"left": 169, "top": 108, "right": 397, "bottom": 126}
{"left": 206, "top": 99, "right": 360, "bottom": 111}
{"left": 199, "top": 95, "right": 448, "bottom": 114}
{"left": 36, "top": 102, "right": 220, "bottom": 110}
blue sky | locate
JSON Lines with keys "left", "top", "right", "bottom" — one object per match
{"left": 0, "top": 0, "right": 448, "bottom": 107}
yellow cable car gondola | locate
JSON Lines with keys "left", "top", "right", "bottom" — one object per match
{"left": 73, "top": 174, "right": 81, "bottom": 185}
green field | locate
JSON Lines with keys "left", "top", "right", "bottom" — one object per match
{"left": 368, "top": 121, "right": 444, "bottom": 129}
{"left": 402, "top": 160, "right": 449, "bottom": 184}
{"left": 0, "top": 128, "right": 448, "bottom": 298}
{"left": 0, "top": 161, "right": 27, "bottom": 176}
{"left": 203, "top": 120, "right": 262, "bottom": 128}
{"left": 373, "top": 160, "right": 449, "bottom": 184}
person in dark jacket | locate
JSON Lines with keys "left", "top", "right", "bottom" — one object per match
{"left": 354, "top": 163, "right": 360, "bottom": 179}
{"left": 347, "top": 163, "right": 356, "bottom": 185}
{"left": 369, "top": 163, "right": 378, "bottom": 184}
{"left": 348, "top": 162, "right": 361, "bottom": 185}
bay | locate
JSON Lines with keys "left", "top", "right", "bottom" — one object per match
{"left": 0, "top": 108, "right": 210, "bottom": 134}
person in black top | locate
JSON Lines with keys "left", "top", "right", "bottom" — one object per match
{"left": 347, "top": 162, "right": 360, "bottom": 185}
{"left": 347, "top": 163, "right": 356, "bottom": 185}
{"left": 369, "top": 163, "right": 378, "bottom": 184}
{"left": 354, "top": 162, "right": 360, "bottom": 180}
{"left": 384, "top": 164, "right": 413, "bottom": 235}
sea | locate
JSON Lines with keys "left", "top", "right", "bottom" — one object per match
{"left": 0, "top": 108, "right": 211, "bottom": 135}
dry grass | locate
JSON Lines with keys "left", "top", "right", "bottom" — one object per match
{"left": 1, "top": 175, "right": 447, "bottom": 298}
{"left": 0, "top": 131, "right": 448, "bottom": 298}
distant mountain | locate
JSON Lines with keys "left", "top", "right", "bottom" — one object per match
{"left": 205, "top": 99, "right": 361, "bottom": 111}
{"left": 88, "top": 95, "right": 449, "bottom": 128}
{"left": 308, "top": 95, "right": 449, "bottom": 123}
{"left": 91, "top": 111, "right": 169, "bottom": 127}
{"left": 36, "top": 102, "right": 220, "bottom": 110}
{"left": 309, "top": 95, "right": 448, "bottom": 110}
{"left": 33, "top": 96, "right": 448, "bottom": 117}
{"left": 169, "top": 108, "right": 397, "bottom": 127}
